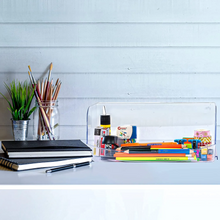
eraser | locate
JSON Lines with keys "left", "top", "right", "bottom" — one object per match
{"left": 116, "top": 125, "right": 137, "bottom": 139}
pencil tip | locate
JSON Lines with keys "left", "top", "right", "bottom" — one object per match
{"left": 50, "top": 63, "right": 53, "bottom": 71}
{"left": 28, "top": 65, "right": 32, "bottom": 72}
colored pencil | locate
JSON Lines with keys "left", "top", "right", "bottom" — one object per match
{"left": 115, "top": 156, "right": 197, "bottom": 161}
{"left": 28, "top": 66, "right": 42, "bottom": 100}
{"left": 114, "top": 153, "right": 189, "bottom": 157}
{"left": 42, "top": 78, "right": 47, "bottom": 100}
{"left": 119, "top": 145, "right": 183, "bottom": 151}
{"left": 44, "top": 62, "right": 53, "bottom": 101}
{"left": 121, "top": 142, "right": 179, "bottom": 147}
{"left": 122, "top": 149, "right": 194, "bottom": 154}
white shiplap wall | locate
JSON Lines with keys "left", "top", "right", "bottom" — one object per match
{"left": 0, "top": 0, "right": 220, "bottom": 141}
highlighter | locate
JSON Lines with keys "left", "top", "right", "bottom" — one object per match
{"left": 99, "top": 106, "right": 111, "bottom": 156}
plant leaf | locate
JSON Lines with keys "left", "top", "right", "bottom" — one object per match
{"left": 24, "top": 84, "right": 36, "bottom": 114}
{"left": 14, "top": 109, "right": 18, "bottom": 120}
{"left": 7, "top": 107, "right": 12, "bottom": 114}
{"left": 0, "top": 92, "right": 14, "bottom": 114}
{"left": 18, "top": 106, "right": 24, "bottom": 120}
{"left": 4, "top": 82, "right": 12, "bottom": 99}
{"left": 27, "top": 106, "right": 37, "bottom": 118}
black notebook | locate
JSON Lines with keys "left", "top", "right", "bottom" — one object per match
{"left": 0, "top": 153, "right": 92, "bottom": 171}
{"left": 1, "top": 140, "right": 92, "bottom": 158}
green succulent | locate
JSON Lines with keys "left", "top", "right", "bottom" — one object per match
{"left": 0, "top": 80, "right": 36, "bottom": 120}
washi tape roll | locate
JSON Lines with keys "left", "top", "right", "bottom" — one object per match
{"left": 194, "top": 129, "right": 210, "bottom": 138}
{"left": 194, "top": 136, "right": 212, "bottom": 143}
{"left": 194, "top": 136, "right": 212, "bottom": 147}
{"left": 198, "top": 142, "right": 211, "bottom": 147}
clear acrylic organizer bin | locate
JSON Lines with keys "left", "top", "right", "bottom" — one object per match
{"left": 86, "top": 102, "right": 217, "bottom": 162}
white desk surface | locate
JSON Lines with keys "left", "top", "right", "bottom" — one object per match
{"left": 0, "top": 141, "right": 219, "bottom": 185}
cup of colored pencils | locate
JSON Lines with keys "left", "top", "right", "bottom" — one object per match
{"left": 28, "top": 63, "right": 61, "bottom": 140}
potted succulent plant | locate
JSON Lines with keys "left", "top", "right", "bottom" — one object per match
{"left": 0, "top": 80, "right": 36, "bottom": 140}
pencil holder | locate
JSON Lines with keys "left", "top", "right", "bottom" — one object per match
{"left": 33, "top": 100, "right": 60, "bottom": 140}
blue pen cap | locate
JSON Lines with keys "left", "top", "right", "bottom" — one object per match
{"left": 174, "top": 139, "right": 187, "bottom": 144}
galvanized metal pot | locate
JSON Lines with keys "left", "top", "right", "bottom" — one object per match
{"left": 11, "top": 119, "right": 29, "bottom": 141}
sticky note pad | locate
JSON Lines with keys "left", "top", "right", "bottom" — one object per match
{"left": 201, "top": 148, "right": 208, "bottom": 155}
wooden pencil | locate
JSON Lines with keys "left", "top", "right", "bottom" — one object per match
{"left": 48, "top": 84, "right": 53, "bottom": 122}
{"left": 41, "top": 79, "right": 44, "bottom": 97}
{"left": 44, "top": 63, "right": 53, "bottom": 101}
{"left": 42, "top": 78, "right": 47, "bottom": 100}
{"left": 53, "top": 82, "right": 61, "bottom": 101}
{"left": 28, "top": 66, "right": 42, "bottom": 100}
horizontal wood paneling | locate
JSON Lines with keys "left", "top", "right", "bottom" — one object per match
{"left": 0, "top": 72, "right": 219, "bottom": 98}
{"left": 1, "top": 0, "right": 220, "bottom": 22}
{"left": 1, "top": 23, "right": 220, "bottom": 47}
{"left": 0, "top": 98, "right": 219, "bottom": 126}
{"left": 1, "top": 48, "right": 220, "bottom": 73}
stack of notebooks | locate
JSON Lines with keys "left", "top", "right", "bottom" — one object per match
{"left": 0, "top": 140, "right": 92, "bottom": 171}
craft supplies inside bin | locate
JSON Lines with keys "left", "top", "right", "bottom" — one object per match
{"left": 86, "top": 102, "right": 217, "bottom": 162}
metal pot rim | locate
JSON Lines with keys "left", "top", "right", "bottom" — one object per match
{"left": 11, "top": 118, "right": 30, "bottom": 121}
